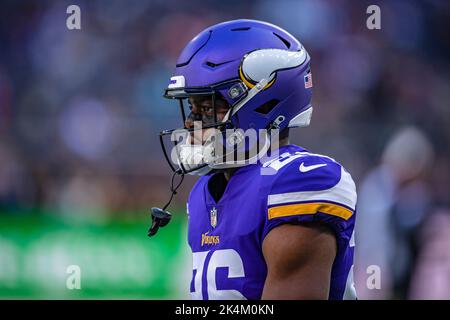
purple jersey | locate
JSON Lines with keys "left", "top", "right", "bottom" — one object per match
{"left": 187, "top": 144, "right": 357, "bottom": 300}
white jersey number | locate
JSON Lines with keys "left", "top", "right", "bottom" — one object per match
{"left": 191, "top": 249, "right": 246, "bottom": 300}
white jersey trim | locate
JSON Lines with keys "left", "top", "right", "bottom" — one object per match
{"left": 268, "top": 166, "right": 357, "bottom": 211}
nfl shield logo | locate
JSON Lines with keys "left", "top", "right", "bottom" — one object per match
{"left": 210, "top": 207, "right": 218, "bottom": 228}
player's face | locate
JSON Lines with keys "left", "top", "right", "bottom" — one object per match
{"left": 185, "top": 95, "right": 229, "bottom": 144}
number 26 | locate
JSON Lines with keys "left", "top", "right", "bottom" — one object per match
{"left": 191, "top": 249, "right": 246, "bottom": 300}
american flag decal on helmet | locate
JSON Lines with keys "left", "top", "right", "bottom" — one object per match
{"left": 304, "top": 72, "right": 312, "bottom": 89}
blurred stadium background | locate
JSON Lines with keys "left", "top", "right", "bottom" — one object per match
{"left": 0, "top": 0, "right": 449, "bottom": 299}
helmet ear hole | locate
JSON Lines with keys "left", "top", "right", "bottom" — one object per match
{"left": 254, "top": 99, "right": 279, "bottom": 115}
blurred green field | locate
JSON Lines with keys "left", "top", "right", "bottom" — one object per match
{"left": 0, "top": 211, "right": 190, "bottom": 299}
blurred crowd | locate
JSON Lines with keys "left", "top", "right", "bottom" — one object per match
{"left": 0, "top": 0, "right": 449, "bottom": 299}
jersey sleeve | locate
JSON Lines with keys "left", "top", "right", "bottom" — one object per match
{"left": 262, "top": 154, "right": 357, "bottom": 241}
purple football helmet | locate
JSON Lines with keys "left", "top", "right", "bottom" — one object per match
{"left": 160, "top": 19, "right": 313, "bottom": 175}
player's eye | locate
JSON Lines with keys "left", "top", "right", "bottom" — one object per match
{"left": 203, "top": 107, "right": 214, "bottom": 114}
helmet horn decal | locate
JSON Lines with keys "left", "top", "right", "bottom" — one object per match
{"left": 233, "top": 48, "right": 307, "bottom": 116}
{"left": 239, "top": 48, "right": 307, "bottom": 89}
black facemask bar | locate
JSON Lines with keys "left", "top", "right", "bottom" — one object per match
{"left": 150, "top": 88, "right": 235, "bottom": 238}
{"left": 159, "top": 94, "right": 234, "bottom": 175}
{"left": 149, "top": 77, "right": 279, "bottom": 237}
{"left": 160, "top": 78, "right": 251, "bottom": 175}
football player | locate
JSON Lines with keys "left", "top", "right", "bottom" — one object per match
{"left": 150, "top": 19, "right": 357, "bottom": 300}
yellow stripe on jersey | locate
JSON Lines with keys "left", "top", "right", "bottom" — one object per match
{"left": 268, "top": 202, "right": 354, "bottom": 221}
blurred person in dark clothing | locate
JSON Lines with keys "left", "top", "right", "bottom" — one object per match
{"left": 355, "top": 126, "right": 434, "bottom": 299}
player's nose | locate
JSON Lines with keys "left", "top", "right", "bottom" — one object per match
{"left": 185, "top": 111, "right": 202, "bottom": 129}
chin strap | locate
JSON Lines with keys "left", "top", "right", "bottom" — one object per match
{"left": 148, "top": 170, "right": 185, "bottom": 237}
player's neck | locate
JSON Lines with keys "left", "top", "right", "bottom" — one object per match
{"left": 224, "top": 137, "right": 290, "bottom": 181}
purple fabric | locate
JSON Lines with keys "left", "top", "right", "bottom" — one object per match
{"left": 187, "top": 145, "right": 356, "bottom": 300}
